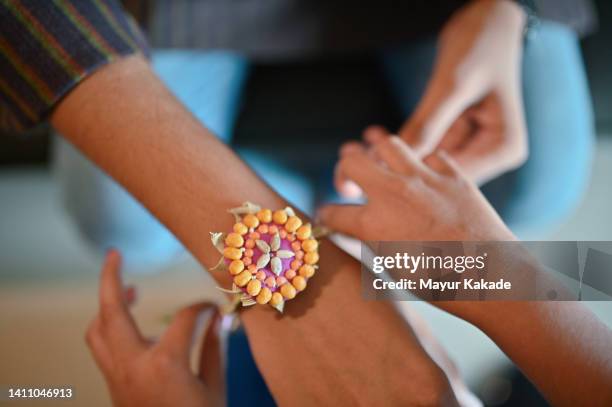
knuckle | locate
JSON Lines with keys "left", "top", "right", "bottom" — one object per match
{"left": 389, "top": 176, "right": 411, "bottom": 195}
{"left": 152, "top": 349, "right": 176, "bottom": 371}
{"left": 500, "top": 142, "right": 529, "bottom": 171}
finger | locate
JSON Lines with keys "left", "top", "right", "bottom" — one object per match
{"left": 98, "top": 250, "right": 144, "bottom": 351}
{"left": 85, "top": 316, "right": 113, "bottom": 374}
{"left": 467, "top": 93, "right": 504, "bottom": 129}
{"left": 339, "top": 140, "right": 366, "bottom": 158}
{"left": 451, "top": 91, "right": 525, "bottom": 183}
{"left": 372, "top": 136, "right": 434, "bottom": 177}
{"left": 400, "top": 80, "right": 482, "bottom": 156}
{"left": 424, "top": 150, "right": 462, "bottom": 177}
{"left": 159, "top": 302, "right": 217, "bottom": 365}
{"left": 363, "top": 125, "right": 390, "bottom": 145}
{"left": 317, "top": 204, "right": 365, "bottom": 237}
{"left": 333, "top": 149, "right": 388, "bottom": 196}
{"left": 199, "top": 312, "right": 227, "bottom": 406}
{"left": 337, "top": 142, "right": 367, "bottom": 198}
{"left": 451, "top": 128, "right": 515, "bottom": 184}
{"left": 436, "top": 113, "right": 473, "bottom": 153}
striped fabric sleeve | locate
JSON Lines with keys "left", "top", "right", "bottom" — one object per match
{"left": 0, "top": 0, "right": 149, "bottom": 132}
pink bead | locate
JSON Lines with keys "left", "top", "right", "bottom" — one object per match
{"left": 295, "top": 250, "right": 304, "bottom": 259}
{"left": 265, "top": 276, "right": 276, "bottom": 288}
{"left": 244, "top": 248, "right": 254, "bottom": 257}
{"left": 256, "top": 271, "right": 266, "bottom": 281}
{"left": 257, "top": 224, "right": 269, "bottom": 234}
{"left": 285, "top": 269, "right": 296, "bottom": 279}
{"left": 279, "top": 230, "right": 287, "bottom": 239}
{"left": 276, "top": 276, "right": 287, "bottom": 286}
{"left": 245, "top": 239, "right": 255, "bottom": 249}
{"left": 249, "top": 231, "right": 260, "bottom": 240}
{"left": 290, "top": 259, "right": 302, "bottom": 270}
{"left": 269, "top": 225, "right": 278, "bottom": 234}
{"left": 242, "top": 257, "right": 252, "bottom": 266}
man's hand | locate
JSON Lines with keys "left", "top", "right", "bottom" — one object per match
{"left": 58, "top": 56, "right": 463, "bottom": 406}
{"left": 399, "top": 0, "right": 528, "bottom": 184}
{"left": 324, "top": 136, "right": 516, "bottom": 242}
{"left": 86, "top": 250, "right": 223, "bottom": 407}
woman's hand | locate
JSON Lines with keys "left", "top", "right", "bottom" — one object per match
{"left": 322, "top": 135, "right": 516, "bottom": 242}
{"left": 85, "top": 250, "right": 223, "bottom": 407}
{"left": 398, "top": 0, "right": 528, "bottom": 184}
{"left": 322, "top": 137, "right": 612, "bottom": 407}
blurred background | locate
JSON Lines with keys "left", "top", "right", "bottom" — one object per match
{"left": 1, "top": 0, "right": 611, "bottom": 406}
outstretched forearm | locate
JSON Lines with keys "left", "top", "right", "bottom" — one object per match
{"left": 51, "top": 55, "right": 456, "bottom": 406}
{"left": 472, "top": 301, "right": 612, "bottom": 407}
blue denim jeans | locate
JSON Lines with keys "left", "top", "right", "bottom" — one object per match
{"left": 53, "top": 21, "right": 594, "bottom": 405}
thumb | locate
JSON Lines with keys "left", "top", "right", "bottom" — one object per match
{"left": 400, "top": 77, "right": 484, "bottom": 156}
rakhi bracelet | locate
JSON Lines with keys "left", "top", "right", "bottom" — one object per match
{"left": 210, "top": 202, "right": 326, "bottom": 313}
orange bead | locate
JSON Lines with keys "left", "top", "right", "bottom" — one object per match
{"left": 290, "top": 259, "right": 302, "bottom": 270}
{"left": 256, "top": 271, "right": 266, "bottom": 281}
{"left": 247, "top": 279, "right": 262, "bottom": 296}
{"left": 234, "top": 270, "right": 252, "bottom": 287}
{"left": 242, "top": 256, "right": 252, "bottom": 266}
{"left": 292, "top": 275, "right": 307, "bottom": 291}
{"left": 243, "top": 213, "right": 259, "bottom": 229}
{"left": 299, "top": 264, "right": 315, "bottom": 278}
{"left": 225, "top": 232, "right": 244, "bottom": 248}
{"left": 245, "top": 239, "right": 255, "bottom": 249}
{"left": 229, "top": 260, "right": 245, "bottom": 275}
{"left": 270, "top": 292, "right": 284, "bottom": 307}
{"left": 276, "top": 276, "right": 287, "bottom": 286}
{"left": 301, "top": 239, "right": 318, "bottom": 253}
{"left": 280, "top": 283, "right": 297, "bottom": 299}
{"left": 256, "top": 287, "right": 272, "bottom": 304}
{"left": 272, "top": 210, "right": 287, "bottom": 225}
{"left": 257, "top": 224, "right": 269, "bottom": 234}
{"left": 291, "top": 241, "right": 302, "bottom": 252}
{"left": 233, "top": 222, "right": 248, "bottom": 235}
{"left": 295, "top": 250, "right": 304, "bottom": 259}
{"left": 285, "top": 216, "right": 302, "bottom": 233}
{"left": 268, "top": 225, "right": 278, "bottom": 234}
{"left": 223, "top": 247, "right": 242, "bottom": 260}
{"left": 244, "top": 248, "right": 254, "bottom": 257}
{"left": 256, "top": 209, "right": 272, "bottom": 223}
{"left": 285, "top": 269, "right": 296, "bottom": 280}
{"left": 304, "top": 251, "right": 319, "bottom": 265}
{"left": 249, "top": 231, "right": 260, "bottom": 240}
{"left": 248, "top": 264, "right": 258, "bottom": 273}
{"left": 296, "top": 224, "right": 312, "bottom": 240}
{"left": 265, "top": 276, "right": 276, "bottom": 288}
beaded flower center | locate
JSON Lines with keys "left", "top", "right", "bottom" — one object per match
{"left": 221, "top": 207, "right": 319, "bottom": 312}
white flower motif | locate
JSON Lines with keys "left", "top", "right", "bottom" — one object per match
{"left": 255, "top": 232, "right": 294, "bottom": 275}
